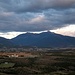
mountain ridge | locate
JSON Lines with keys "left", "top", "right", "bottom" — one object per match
{"left": 0, "top": 31, "right": 75, "bottom": 48}
{"left": 11, "top": 31, "right": 75, "bottom": 48}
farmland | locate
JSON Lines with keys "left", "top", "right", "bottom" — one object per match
{"left": 0, "top": 48, "right": 75, "bottom": 75}
{"left": 0, "top": 62, "right": 15, "bottom": 68}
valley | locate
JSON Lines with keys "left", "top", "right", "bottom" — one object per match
{"left": 0, "top": 48, "right": 75, "bottom": 75}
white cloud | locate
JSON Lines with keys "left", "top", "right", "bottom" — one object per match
{"left": 0, "top": 32, "right": 26, "bottom": 39}
{"left": 0, "top": 25, "right": 75, "bottom": 39}
{"left": 51, "top": 24, "right": 75, "bottom": 37}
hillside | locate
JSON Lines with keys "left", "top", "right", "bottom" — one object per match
{"left": 0, "top": 37, "right": 13, "bottom": 48}
{"left": 11, "top": 31, "right": 75, "bottom": 48}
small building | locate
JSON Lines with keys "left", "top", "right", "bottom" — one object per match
{"left": 8, "top": 54, "right": 18, "bottom": 58}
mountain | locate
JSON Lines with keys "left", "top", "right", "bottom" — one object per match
{"left": 11, "top": 31, "right": 75, "bottom": 48}
{"left": 0, "top": 37, "right": 13, "bottom": 48}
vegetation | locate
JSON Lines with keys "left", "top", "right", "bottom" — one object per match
{"left": 0, "top": 48, "right": 75, "bottom": 75}
{"left": 0, "top": 62, "right": 15, "bottom": 68}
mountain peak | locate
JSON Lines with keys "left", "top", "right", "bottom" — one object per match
{"left": 11, "top": 32, "right": 75, "bottom": 48}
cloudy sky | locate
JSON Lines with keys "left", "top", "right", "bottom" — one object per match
{"left": 0, "top": 0, "right": 75, "bottom": 39}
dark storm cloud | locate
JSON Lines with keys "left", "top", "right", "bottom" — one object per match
{"left": 0, "top": 0, "right": 75, "bottom": 13}
{"left": 0, "top": 0, "right": 75, "bottom": 32}
{"left": 16, "top": 0, "right": 75, "bottom": 13}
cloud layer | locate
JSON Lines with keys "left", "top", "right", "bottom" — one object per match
{"left": 0, "top": 0, "right": 75, "bottom": 32}
{"left": 51, "top": 25, "right": 75, "bottom": 37}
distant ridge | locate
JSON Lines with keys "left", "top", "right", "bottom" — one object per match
{"left": 0, "top": 37, "right": 13, "bottom": 48}
{"left": 11, "top": 31, "right": 75, "bottom": 48}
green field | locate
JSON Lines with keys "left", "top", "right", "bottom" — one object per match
{"left": 0, "top": 62, "right": 15, "bottom": 68}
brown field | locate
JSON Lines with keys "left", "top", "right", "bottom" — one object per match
{"left": 0, "top": 52, "right": 38, "bottom": 58}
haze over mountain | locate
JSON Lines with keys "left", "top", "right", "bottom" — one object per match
{"left": 10, "top": 31, "right": 75, "bottom": 48}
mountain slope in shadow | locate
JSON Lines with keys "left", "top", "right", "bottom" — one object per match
{"left": 11, "top": 31, "right": 75, "bottom": 48}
